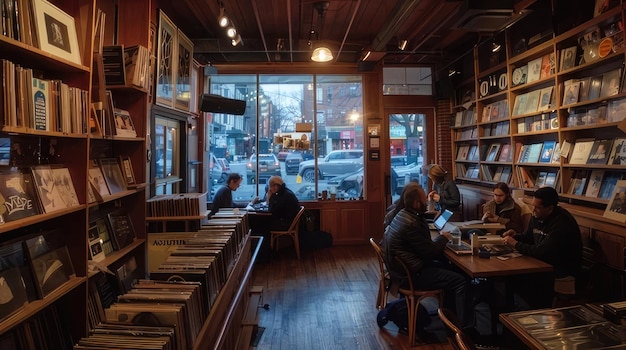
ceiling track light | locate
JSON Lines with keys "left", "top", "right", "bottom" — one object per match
{"left": 398, "top": 39, "right": 408, "bottom": 51}
{"left": 218, "top": 7, "right": 229, "bottom": 28}
{"left": 226, "top": 27, "right": 237, "bottom": 38}
{"left": 231, "top": 34, "right": 242, "bottom": 46}
{"left": 491, "top": 41, "right": 502, "bottom": 53}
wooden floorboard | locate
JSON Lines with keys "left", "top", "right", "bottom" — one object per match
{"left": 251, "top": 244, "right": 453, "bottom": 350}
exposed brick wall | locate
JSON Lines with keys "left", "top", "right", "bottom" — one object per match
{"left": 435, "top": 99, "right": 453, "bottom": 173}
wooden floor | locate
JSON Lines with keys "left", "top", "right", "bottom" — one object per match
{"left": 251, "top": 244, "right": 453, "bottom": 350}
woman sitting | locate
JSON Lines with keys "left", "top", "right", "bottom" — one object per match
{"left": 482, "top": 182, "right": 525, "bottom": 233}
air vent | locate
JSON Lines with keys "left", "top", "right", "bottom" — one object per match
{"left": 451, "top": 0, "right": 524, "bottom": 32}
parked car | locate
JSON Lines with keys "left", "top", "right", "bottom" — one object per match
{"left": 298, "top": 149, "right": 363, "bottom": 182}
{"left": 277, "top": 150, "right": 290, "bottom": 162}
{"left": 285, "top": 151, "right": 314, "bottom": 175}
{"left": 246, "top": 153, "right": 281, "bottom": 183}
{"left": 209, "top": 153, "right": 230, "bottom": 185}
{"left": 327, "top": 167, "right": 364, "bottom": 197}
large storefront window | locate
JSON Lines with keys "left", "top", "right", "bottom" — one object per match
{"left": 208, "top": 74, "right": 363, "bottom": 202}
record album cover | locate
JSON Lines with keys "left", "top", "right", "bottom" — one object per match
{"left": 0, "top": 171, "right": 41, "bottom": 223}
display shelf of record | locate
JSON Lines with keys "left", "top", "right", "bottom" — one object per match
{"left": 0, "top": 275, "right": 85, "bottom": 335}
{"left": 0, "top": 35, "right": 89, "bottom": 74}
{"left": 507, "top": 42, "right": 555, "bottom": 84}
{"left": 87, "top": 240, "right": 145, "bottom": 278}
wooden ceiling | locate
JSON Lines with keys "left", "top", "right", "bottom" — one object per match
{"left": 160, "top": 0, "right": 536, "bottom": 71}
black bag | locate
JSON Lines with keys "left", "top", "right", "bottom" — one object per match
{"left": 299, "top": 230, "right": 333, "bottom": 250}
{"left": 384, "top": 298, "right": 432, "bottom": 331}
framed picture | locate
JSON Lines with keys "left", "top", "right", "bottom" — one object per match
{"left": 88, "top": 165, "right": 110, "bottom": 198}
{"left": 156, "top": 10, "right": 177, "bottom": 107}
{"left": 98, "top": 158, "right": 127, "bottom": 194}
{"left": 559, "top": 46, "right": 577, "bottom": 71}
{"left": 0, "top": 266, "right": 29, "bottom": 322}
{"left": 31, "top": 165, "right": 78, "bottom": 213}
{"left": 604, "top": 180, "right": 626, "bottom": 222}
{"left": 119, "top": 155, "right": 137, "bottom": 188}
{"left": 175, "top": 30, "right": 193, "bottom": 111}
{"left": 32, "top": 0, "right": 81, "bottom": 65}
{"left": 88, "top": 240, "right": 105, "bottom": 262}
{"left": 106, "top": 209, "right": 136, "bottom": 251}
{"left": 30, "top": 246, "right": 74, "bottom": 298}
{"left": 538, "top": 86, "right": 554, "bottom": 111}
{"left": 113, "top": 108, "right": 137, "bottom": 138}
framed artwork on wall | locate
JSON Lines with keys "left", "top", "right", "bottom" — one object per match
{"left": 33, "top": 0, "right": 81, "bottom": 65}
{"left": 175, "top": 30, "right": 193, "bottom": 111}
{"left": 156, "top": 11, "right": 177, "bottom": 108}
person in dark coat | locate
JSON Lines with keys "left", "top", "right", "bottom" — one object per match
{"left": 209, "top": 173, "right": 252, "bottom": 217}
{"left": 502, "top": 186, "right": 583, "bottom": 308}
{"left": 266, "top": 175, "right": 300, "bottom": 230}
{"left": 427, "top": 164, "right": 461, "bottom": 214}
{"left": 482, "top": 182, "right": 525, "bottom": 233}
{"left": 380, "top": 185, "right": 474, "bottom": 329}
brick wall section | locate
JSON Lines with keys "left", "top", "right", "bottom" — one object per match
{"left": 435, "top": 99, "right": 453, "bottom": 174}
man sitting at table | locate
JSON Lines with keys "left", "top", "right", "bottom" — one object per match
{"left": 380, "top": 184, "right": 474, "bottom": 332}
{"left": 502, "top": 186, "right": 583, "bottom": 308}
{"left": 209, "top": 173, "right": 256, "bottom": 217}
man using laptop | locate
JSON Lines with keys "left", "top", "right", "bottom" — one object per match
{"left": 380, "top": 185, "right": 474, "bottom": 331}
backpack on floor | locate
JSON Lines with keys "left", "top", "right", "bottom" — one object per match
{"left": 385, "top": 298, "right": 432, "bottom": 331}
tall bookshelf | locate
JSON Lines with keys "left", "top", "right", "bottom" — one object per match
{"left": 452, "top": 2, "right": 626, "bottom": 209}
{"left": 0, "top": 0, "right": 149, "bottom": 346}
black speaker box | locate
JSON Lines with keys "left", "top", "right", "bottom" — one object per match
{"left": 199, "top": 94, "right": 246, "bottom": 115}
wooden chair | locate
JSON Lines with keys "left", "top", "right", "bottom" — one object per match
{"left": 369, "top": 238, "right": 390, "bottom": 309}
{"left": 394, "top": 255, "right": 444, "bottom": 346}
{"left": 438, "top": 307, "right": 470, "bottom": 350}
{"left": 270, "top": 206, "right": 305, "bottom": 259}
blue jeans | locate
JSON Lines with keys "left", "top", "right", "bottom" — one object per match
{"left": 413, "top": 266, "right": 473, "bottom": 328}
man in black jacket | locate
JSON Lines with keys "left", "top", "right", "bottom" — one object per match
{"left": 502, "top": 186, "right": 582, "bottom": 308}
{"left": 380, "top": 185, "right": 473, "bottom": 330}
{"left": 266, "top": 176, "right": 300, "bottom": 230}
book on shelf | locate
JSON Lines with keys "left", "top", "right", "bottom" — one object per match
{"left": 465, "top": 165, "right": 479, "bottom": 179}
{"left": 124, "top": 45, "right": 150, "bottom": 89}
{"left": 30, "top": 166, "right": 79, "bottom": 214}
{"left": 538, "top": 86, "right": 554, "bottom": 111}
{"left": 588, "top": 75, "right": 603, "bottom": 100}
{"left": 544, "top": 171, "right": 559, "bottom": 189}
{"left": 512, "top": 93, "right": 528, "bottom": 116}
{"left": 525, "top": 143, "right": 544, "bottom": 163}
{"left": 585, "top": 170, "right": 605, "bottom": 198}
{"left": 500, "top": 167, "right": 512, "bottom": 184}
{"left": 551, "top": 142, "right": 561, "bottom": 163}
{"left": 31, "top": 77, "right": 51, "bottom": 131}
{"left": 604, "top": 180, "right": 626, "bottom": 222}
{"left": 102, "top": 45, "right": 127, "bottom": 86}
{"left": 485, "top": 143, "right": 501, "bottom": 162}
{"left": 569, "top": 139, "right": 596, "bottom": 164}
{"left": 517, "top": 167, "right": 537, "bottom": 188}
{"left": 562, "top": 80, "right": 581, "bottom": 106}
{"left": 599, "top": 172, "right": 623, "bottom": 200}
{"left": 535, "top": 171, "right": 548, "bottom": 187}
{"left": 467, "top": 145, "right": 479, "bottom": 161}
{"left": 559, "top": 46, "right": 577, "bottom": 71}
{"left": 569, "top": 170, "right": 590, "bottom": 196}
{"left": 106, "top": 209, "right": 136, "bottom": 251}
{"left": 456, "top": 145, "right": 470, "bottom": 161}
{"left": 608, "top": 98, "right": 626, "bottom": 123}
{"left": 539, "top": 141, "right": 557, "bottom": 163}
{"left": 526, "top": 57, "right": 543, "bottom": 83}
{"left": 587, "top": 139, "right": 614, "bottom": 165}
{"left": 524, "top": 90, "right": 541, "bottom": 115}
{"left": 608, "top": 138, "right": 626, "bottom": 165}
{"left": 578, "top": 77, "right": 591, "bottom": 102}
{"left": 599, "top": 68, "right": 622, "bottom": 98}
{"left": 540, "top": 53, "right": 555, "bottom": 79}
{"left": 492, "top": 166, "right": 503, "bottom": 182}
{"left": 498, "top": 144, "right": 512, "bottom": 162}
{"left": 481, "top": 165, "right": 493, "bottom": 182}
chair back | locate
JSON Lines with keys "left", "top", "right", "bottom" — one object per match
{"left": 369, "top": 238, "right": 385, "bottom": 274}
{"left": 287, "top": 206, "right": 306, "bottom": 232}
{"left": 455, "top": 332, "right": 477, "bottom": 350}
{"left": 439, "top": 307, "right": 476, "bottom": 350}
{"left": 393, "top": 255, "right": 416, "bottom": 292}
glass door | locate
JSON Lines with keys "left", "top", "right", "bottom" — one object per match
{"left": 388, "top": 113, "right": 427, "bottom": 203}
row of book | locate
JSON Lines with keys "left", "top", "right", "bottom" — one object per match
{"left": 480, "top": 99, "right": 509, "bottom": 123}
{"left": 568, "top": 170, "right": 622, "bottom": 199}
{"left": 516, "top": 112, "right": 558, "bottom": 134}
{"left": 455, "top": 126, "right": 477, "bottom": 140}
{"left": 102, "top": 45, "right": 152, "bottom": 90}
{"left": 512, "top": 86, "right": 555, "bottom": 116}
{"left": 481, "top": 165, "right": 512, "bottom": 184}
{"left": 516, "top": 167, "right": 560, "bottom": 190}
{"left": 456, "top": 143, "right": 512, "bottom": 163}
{"left": 483, "top": 121, "right": 510, "bottom": 137}
{"left": 147, "top": 192, "right": 208, "bottom": 217}
{"left": 517, "top": 141, "right": 560, "bottom": 164}
{"left": 453, "top": 108, "right": 476, "bottom": 128}
{"left": 1, "top": 0, "right": 39, "bottom": 47}
{"left": 511, "top": 52, "right": 555, "bottom": 88}
{"left": 569, "top": 138, "right": 626, "bottom": 165}
{"left": 1, "top": 59, "right": 89, "bottom": 134}
{"left": 562, "top": 68, "right": 622, "bottom": 107}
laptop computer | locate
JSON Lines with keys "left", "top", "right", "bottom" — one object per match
{"left": 428, "top": 209, "right": 453, "bottom": 231}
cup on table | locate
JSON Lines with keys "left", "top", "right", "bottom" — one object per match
{"left": 451, "top": 232, "right": 461, "bottom": 245}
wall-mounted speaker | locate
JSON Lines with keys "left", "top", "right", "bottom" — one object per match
{"left": 199, "top": 94, "right": 246, "bottom": 115}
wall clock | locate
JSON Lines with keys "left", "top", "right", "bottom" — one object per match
{"left": 512, "top": 66, "right": 527, "bottom": 86}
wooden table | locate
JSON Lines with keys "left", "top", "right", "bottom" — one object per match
{"left": 443, "top": 249, "right": 553, "bottom": 278}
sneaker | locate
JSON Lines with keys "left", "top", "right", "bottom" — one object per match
{"left": 377, "top": 308, "right": 389, "bottom": 328}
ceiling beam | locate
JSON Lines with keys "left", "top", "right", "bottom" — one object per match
{"left": 334, "top": 0, "right": 362, "bottom": 63}
{"left": 370, "top": 0, "right": 425, "bottom": 52}
{"left": 251, "top": 0, "right": 271, "bottom": 62}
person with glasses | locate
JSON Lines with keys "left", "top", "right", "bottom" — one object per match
{"left": 481, "top": 182, "right": 525, "bottom": 233}
{"left": 265, "top": 175, "right": 300, "bottom": 231}
{"left": 501, "top": 186, "right": 582, "bottom": 308}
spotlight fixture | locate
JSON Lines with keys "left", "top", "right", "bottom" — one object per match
{"left": 218, "top": 7, "right": 229, "bottom": 28}
{"left": 448, "top": 69, "right": 458, "bottom": 77}
{"left": 491, "top": 41, "right": 502, "bottom": 53}
{"left": 231, "top": 34, "right": 242, "bottom": 46}
{"left": 226, "top": 27, "right": 237, "bottom": 38}
{"left": 398, "top": 39, "right": 408, "bottom": 51}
